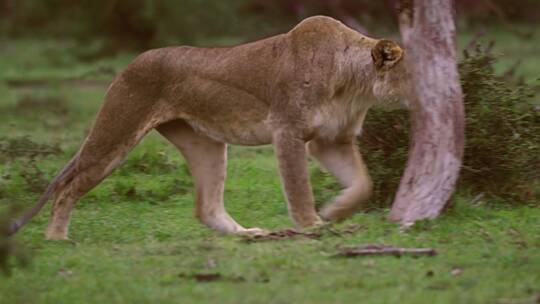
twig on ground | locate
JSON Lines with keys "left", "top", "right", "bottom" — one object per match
{"left": 240, "top": 223, "right": 364, "bottom": 243}
{"left": 178, "top": 272, "right": 246, "bottom": 283}
{"left": 336, "top": 244, "right": 437, "bottom": 258}
{"left": 241, "top": 228, "right": 322, "bottom": 243}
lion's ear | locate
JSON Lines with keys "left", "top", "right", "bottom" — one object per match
{"left": 371, "top": 39, "right": 404, "bottom": 71}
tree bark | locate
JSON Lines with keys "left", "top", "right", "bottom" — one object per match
{"left": 389, "top": 0, "right": 465, "bottom": 225}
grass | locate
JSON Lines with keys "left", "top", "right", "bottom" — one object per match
{"left": 0, "top": 26, "right": 539, "bottom": 303}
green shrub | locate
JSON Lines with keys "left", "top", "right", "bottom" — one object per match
{"left": 458, "top": 45, "right": 540, "bottom": 201}
{"left": 0, "top": 136, "right": 62, "bottom": 162}
{"left": 0, "top": 206, "right": 30, "bottom": 276}
{"left": 360, "top": 44, "right": 540, "bottom": 206}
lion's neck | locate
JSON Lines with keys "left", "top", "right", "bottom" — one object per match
{"left": 336, "top": 45, "right": 378, "bottom": 101}
{"left": 308, "top": 45, "right": 382, "bottom": 140}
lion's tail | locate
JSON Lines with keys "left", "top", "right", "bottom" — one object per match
{"left": 6, "top": 153, "right": 80, "bottom": 236}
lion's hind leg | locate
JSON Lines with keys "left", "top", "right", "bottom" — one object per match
{"left": 44, "top": 145, "right": 137, "bottom": 240}
{"left": 157, "top": 120, "right": 266, "bottom": 235}
{"left": 45, "top": 79, "right": 165, "bottom": 240}
{"left": 45, "top": 133, "right": 153, "bottom": 240}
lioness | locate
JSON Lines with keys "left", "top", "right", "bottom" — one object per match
{"left": 9, "top": 16, "right": 407, "bottom": 240}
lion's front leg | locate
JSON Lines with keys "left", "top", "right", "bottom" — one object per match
{"left": 308, "top": 139, "right": 373, "bottom": 221}
{"left": 273, "top": 129, "right": 324, "bottom": 229}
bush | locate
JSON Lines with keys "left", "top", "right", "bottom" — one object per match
{"left": 0, "top": 203, "right": 30, "bottom": 276}
{"left": 0, "top": 136, "right": 62, "bottom": 162}
{"left": 360, "top": 43, "right": 540, "bottom": 206}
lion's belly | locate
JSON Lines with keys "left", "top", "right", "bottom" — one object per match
{"left": 187, "top": 119, "right": 272, "bottom": 146}
{"left": 171, "top": 76, "right": 274, "bottom": 146}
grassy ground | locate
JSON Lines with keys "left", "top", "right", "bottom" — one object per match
{"left": 0, "top": 27, "right": 539, "bottom": 304}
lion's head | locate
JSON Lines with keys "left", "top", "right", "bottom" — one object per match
{"left": 371, "top": 39, "right": 410, "bottom": 105}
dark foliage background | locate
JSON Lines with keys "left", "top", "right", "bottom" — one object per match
{"left": 1, "top": 0, "right": 539, "bottom": 52}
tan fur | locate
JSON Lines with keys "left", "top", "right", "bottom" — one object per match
{"left": 16, "top": 16, "right": 407, "bottom": 240}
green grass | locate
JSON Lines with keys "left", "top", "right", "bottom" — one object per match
{"left": 1, "top": 27, "right": 539, "bottom": 303}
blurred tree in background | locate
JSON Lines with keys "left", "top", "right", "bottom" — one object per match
{"left": 0, "top": 0, "right": 268, "bottom": 55}
{"left": 1, "top": 0, "right": 538, "bottom": 54}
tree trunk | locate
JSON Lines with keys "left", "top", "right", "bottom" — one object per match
{"left": 389, "top": 0, "right": 465, "bottom": 225}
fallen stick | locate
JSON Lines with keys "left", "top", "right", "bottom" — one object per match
{"left": 336, "top": 245, "right": 437, "bottom": 257}
{"left": 241, "top": 228, "right": 322, "bottom": 243}
{"left": 240, "top": 224, "right": 364, "bottom": 243}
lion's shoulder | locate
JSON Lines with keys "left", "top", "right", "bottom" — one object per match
{"left": 290, "top": 16, "right": 345, "bottom": 37}
{"left": 288, "top": 16, "right": 369, "bottom": 50}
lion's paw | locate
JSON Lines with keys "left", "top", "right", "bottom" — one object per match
{"left": 236, "top": 227, "right": 269, "bottom": 237}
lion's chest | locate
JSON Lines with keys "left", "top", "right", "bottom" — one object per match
{"left": 187, "top": 119, "right": 272, "bottom": 146}
{"left": 311, "top": 99, "right": 370, "bottom": 141}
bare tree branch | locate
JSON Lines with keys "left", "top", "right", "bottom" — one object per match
{"left": 337, "top": 245, "right": 437, "bottom": 257}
